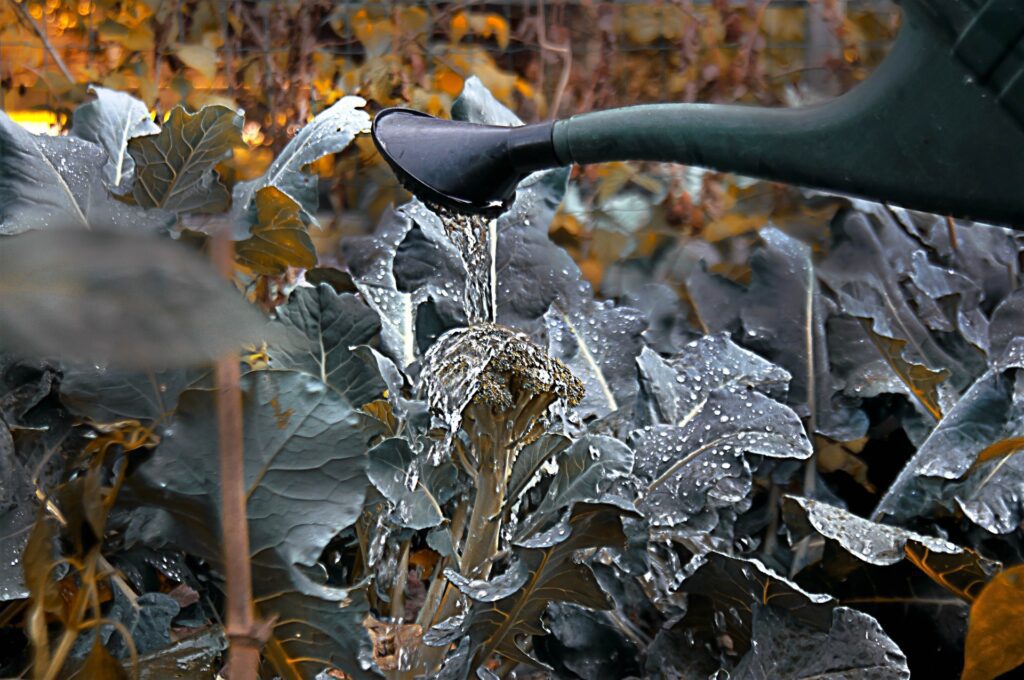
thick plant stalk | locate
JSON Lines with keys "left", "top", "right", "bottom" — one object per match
{"left": 212, "top": 230, "right": 260, "bottom": 680}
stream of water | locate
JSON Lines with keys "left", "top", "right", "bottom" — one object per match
{"left": 428, "top": 203, "right": 497, "bottom": 325}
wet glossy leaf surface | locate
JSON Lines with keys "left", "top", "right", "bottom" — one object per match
{"left": 0, "top": 112, "right": 169, "bottom": 234}
{"left": 733, "top": 605, "right": 910, "bottom": 679}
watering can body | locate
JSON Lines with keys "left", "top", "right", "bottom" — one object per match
{"left": 373, "top": 0, "right": 1024, "bottom": 227}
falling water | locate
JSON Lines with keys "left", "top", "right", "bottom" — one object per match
{"left": 428, "top": 203, "right": 497, "bottom": 324}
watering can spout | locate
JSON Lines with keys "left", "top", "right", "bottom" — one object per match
{"left": 373, "top": 0, "right": 1024, "bottom": 227}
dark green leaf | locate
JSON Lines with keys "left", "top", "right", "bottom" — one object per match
{"left": 59, "top": 366, "right": 206, "bottom": 423}
{"left": 0, "top": 420, "right": 33, "bottom": 602}
{"left": 268, "top": 283, "right": 386, "bottom": 406}
{"left": 742, "top": 228, "right": 864, "bottom": 439}
{"left": 632, "top": 335, "right": 811, "bottom": 529}
{"left": 129, "top": 105, "right": 242, "bottom": 214}
{"left": 70, "top": 86, "right": 159, "bottom": 195}
{"left": 446, "top": 559, "right": 529, "bottom": 602}
{"left": 536, "top": 603, "right": 643, "bottom": 680}
{"left": 785, "top": 495, "right": 995, "bottom": 571}
{"left": 367, "top": 437, "right": 457, "bottom": 530}
{"left": 129, "top": 366, "right": 383, "bottom": 678}
{"left": 137, "top": 627, "right": 225, "bottom": 679}
{"left": 451, "top": 76, "right": 522, "bottom": 126}
{"left": 677, "top": 550, "right": 835, "bottom": 653}
{"left": 507, "top": 433, "right": 572, "bottom": 507}
{"left": 517, "top": 434, "right": 633, "bottom": 536}
{"left": 546, "top": 284, "right": 646, "bottom": 420}
{"left": 464, "top": 502, "right": 629, "bottom": 669}
{"left": 232, "top": 96, "right": 369, "bottom": 227}
{"left": 344, "top": 208, "right": 426, "bottom": 368}
{"left": 818, "top": 208, "right": 970, "bottom": 399}
{"left": 0, "top": 112, "right": 170, "bottom": 234}
{"left": 784, "top": 496, "right": 997, "bottom": 601}
{"left": 732, "top": 605, "right": 910, "bottom": 679}
{"left": 874, "top": 343, "right": 1024, "bottom": 533}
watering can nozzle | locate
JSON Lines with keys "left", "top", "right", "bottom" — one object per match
{"left": 371, "top": 108, "right": 561, "bottom": 214}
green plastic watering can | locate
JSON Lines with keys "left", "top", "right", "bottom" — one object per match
{"left": 372, "top": 0, "right": 1024, "bottom": 228}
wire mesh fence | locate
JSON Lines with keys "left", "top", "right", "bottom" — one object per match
{"left": 1, "top": 1, "right": 900, "bottom": 119}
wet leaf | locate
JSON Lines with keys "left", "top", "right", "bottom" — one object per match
{"left": 137, "top": 627, "right": 225, "bottom": 679}
{"left": 632, "top": 336, "right": 811, "bottom": 529}
{"left": 0, "top": 229, "right": 271, "bottom": 368}
{"left": 79, "top": 587, "right": 181, "bottom": 658}
{"left": 0, "top": 421, "right": 33, "bottom": 602}
{"left": 635, "top": 334, "right": 790, "bottom": 428}
{"left": 0, "top": 351, "right": 60, "bottom": 428}
{"left": 0, "top": 112, "right": 169, "bottom": 234}
{"left": 451, "top": 76, "right": 522, "bottom": 127}
{"left": 819, "top": 208, "right": 969, "bottom": 400}
{"left": 506, "top": 433, "right": 572, "bottom": 508}
{"left": 741, "top": 228, "right": 865, "bottom": 439}
{"left": 784, "top": 496, "right": 996, "bottom": 599}
{"left": 643, "top": 622, "right": 725, "bottom": 679}
{"left": 833, "top": 317, "right": 950, "bottom": 422}
{"left": 235, "top": 186, "right": 317, "bottom": 275}
{"left": 732, "top": 605, "right": 910, "bottom": 679}
{"left": 129, "top": 105, "right": 243, "bottom": 214}
{"left": 990, "top": 288, "right": 1024, "bottom": 363}
{"left": 133, "top": 370, "right": 380, "bottom": 574}
{"left": 59, "top": 366, "right": 206, "bottom": 424}
{"left": 70, "top": 86, "right": 160, "bottom": 195}
{"left": 546, "top": 283, "right": 646, "bottom": 420}
{"left": 367, "top": 437, "right": 457, "bottom": 530}
{"left": 344, "top": 208, "right": 425, "bottom": 368}
{"left": 423, "top": 613, "right": 467, "bottom": 648}
{"left": 446, "top": 559, "right": 529, "bottom": 603}
{"left": 963, "top": 564, "right": 1024, "bottom": 680}
{"left": 517, "top": 434, "right": 634, "bottom": 535}
{"left": 875, "top": 343, "right": 1024, "bottom": 533}
{"left": 678, "top": 550, "right": 836, "bottom": 649}
{"left": 129, "top": 367, "right": 383, "bottom": 677}
{"left": 464, "top": 503, "right": 630, "bottom": 669}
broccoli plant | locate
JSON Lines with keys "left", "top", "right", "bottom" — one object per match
{"left": 3, "top": 77, "right": 1024, "bottom": 680}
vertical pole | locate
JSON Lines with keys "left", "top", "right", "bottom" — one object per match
{"left": 212, "top": 228, "right": 259, "bottom": 680}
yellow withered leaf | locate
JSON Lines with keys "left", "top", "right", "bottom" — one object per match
{"left": 963, "top": 565, "right": 1024, "bottom": 680}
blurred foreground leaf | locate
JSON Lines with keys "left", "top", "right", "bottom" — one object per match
{"left": 0, "top": 229, "right": 271, "bottom": 368}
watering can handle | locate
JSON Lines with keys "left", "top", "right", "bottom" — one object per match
{"left": 548, "top": 0, "right": 1024, "bottom": 227}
